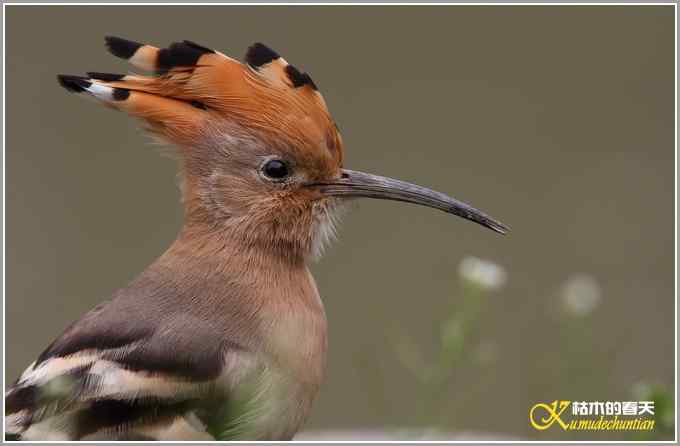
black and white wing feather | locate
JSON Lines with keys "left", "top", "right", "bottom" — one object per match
{"left": 5, "top": 284, "right": 250, "bottom": 441}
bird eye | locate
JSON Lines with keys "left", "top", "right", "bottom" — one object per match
{"left": 261, "top": 159, "right": 290, "bottom": 181}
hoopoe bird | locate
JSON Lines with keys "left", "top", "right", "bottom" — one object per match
{"left": 5, "top": 37, "right": 508, "bottom": 441}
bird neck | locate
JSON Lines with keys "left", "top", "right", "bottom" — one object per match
{"left": 181, "top": 201, "right": 325, "bottom": 263}
{"left": 136, "top": 221, "right": 327, "bottom": 364}
{"left": 161, "top": 222, "right": 309, "bottom": 273}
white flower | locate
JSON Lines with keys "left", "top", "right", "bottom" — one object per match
{"left": 561, "top": 273, "right": 601, "bottom": 316}
{"left": 458, "top": 256, "right": 507, "bottom": 291}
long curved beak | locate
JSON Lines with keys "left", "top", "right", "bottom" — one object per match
{"left": 309, "top": 169, "right": 509, "bottom": 235}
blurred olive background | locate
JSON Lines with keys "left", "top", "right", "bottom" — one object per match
{"left": 5, "top": 5, "right": 675, "bottom": 440}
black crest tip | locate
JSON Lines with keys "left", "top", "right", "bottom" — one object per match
{"left": 245, "top": 42, "right": 280, "bottom": 68}
{"left": 182, "top": 40, "right": 215, "bottom": 54}
{"left": 284, "top": 65, "right": 317, "bottom": 90}
{"left": 57, "top": 75, "right": 91, "bottom": 93}
{"left": 105, "top": 36, "right": 143, "bottom": 60}
{"left": 112, "top": 88, "right": 130, "bottom": 101}
{"left": 157, "top": 41, "right": 211, "bottom": 71}
{"left": 87, "top": 72, "right": 126, "bottom": 82}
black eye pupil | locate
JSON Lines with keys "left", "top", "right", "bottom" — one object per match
{"left": 263, "top": 159, "right": 289, "bottom": 179}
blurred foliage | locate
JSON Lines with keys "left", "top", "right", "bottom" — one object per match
{"left": 386, "top": 260, "right": 674, "bottom": 440}
{"left": 626, "top": 382, "right": 675, "bottom": 441}
{"left": 393, "top": 257, "right": 506, "bottom": 429}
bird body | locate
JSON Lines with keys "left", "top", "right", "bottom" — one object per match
{"left": 6, "top": 36, "right": 507, "bottom": 440}
{"left": 8, "top": 226, "right": 327, "bottom": 440}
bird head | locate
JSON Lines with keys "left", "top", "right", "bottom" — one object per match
{"left": 58, "top": 37, "right": 508, "bottom": 260}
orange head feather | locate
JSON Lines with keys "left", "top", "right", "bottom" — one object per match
{"left": 59, "top": 37, "right": 347, "bottom": 259}
{"left": 58, "top": 37, "right": 507, "bottom": 260}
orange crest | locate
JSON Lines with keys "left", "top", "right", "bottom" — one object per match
{"left": 58, "top": 37, "right": 344, "bottom": 173}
